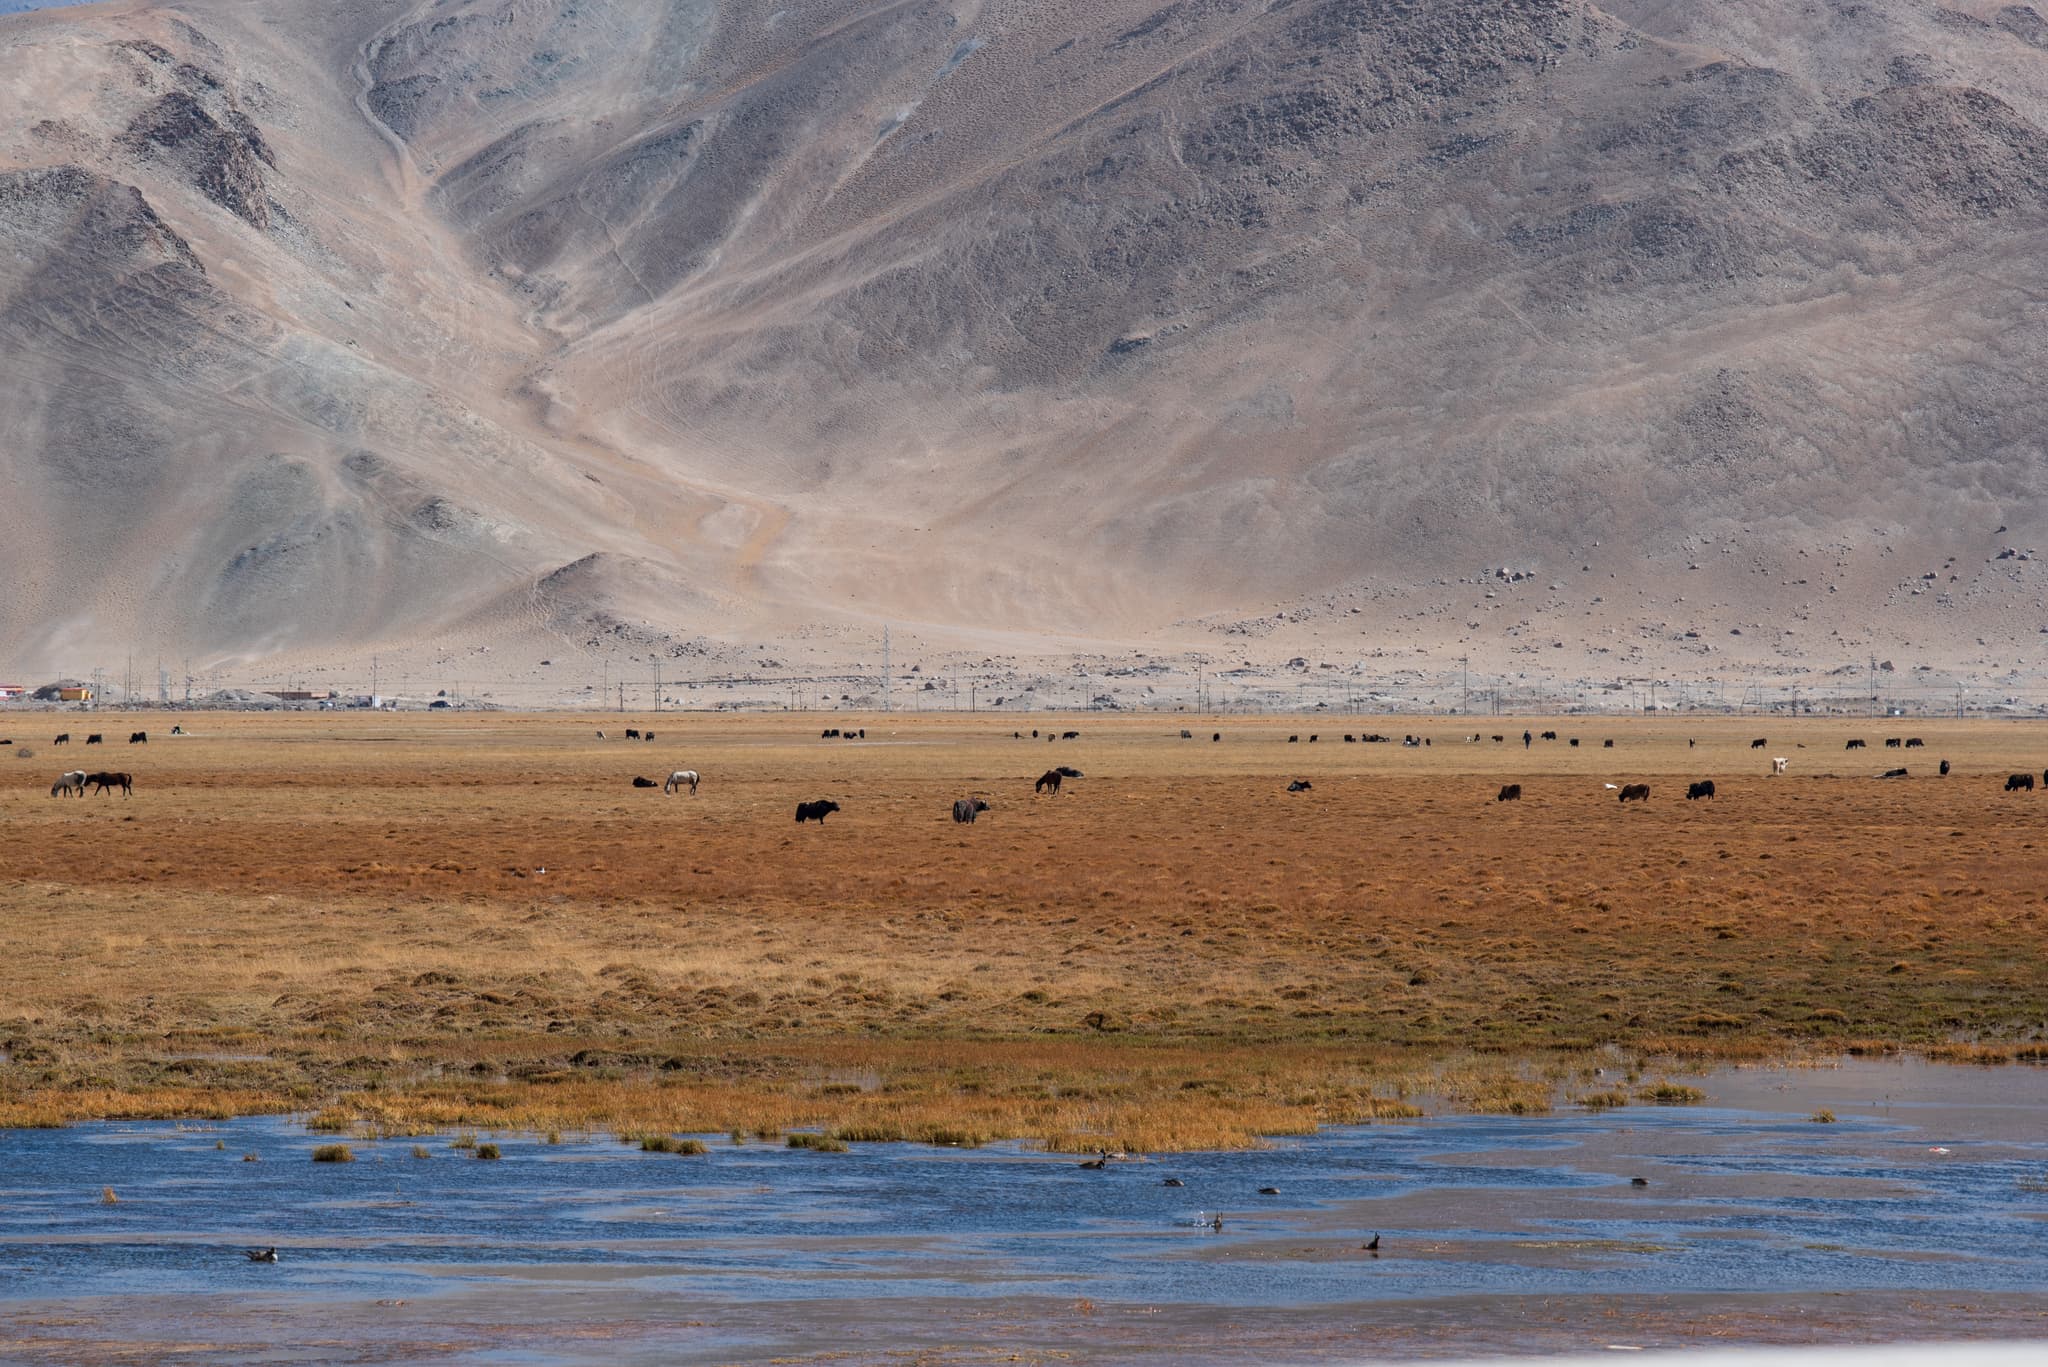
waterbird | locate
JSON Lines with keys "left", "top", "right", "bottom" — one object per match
{"left": 1161, "top": 1177, "right": 1184, "bottom": 1187}
{"left": 1364, "top": 1233, "right": 1380, "bottom": 1253}
{"left": 1209, "top": 1214, "right": 1224, "bottom": 1232}
{"left": 245, "top": 1247, "right": 278, "bottom": 1263}
{"left": 1078, "top": 1151, "right": 1109, "bottom": 1170}
{"left": 1630, "top": 1177, "right": 1649, "bottom": 1187}
{"left": 1258, "top": 1186, "right": 1281, "bottom": 1195}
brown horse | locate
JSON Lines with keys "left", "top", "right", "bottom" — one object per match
{"left": 85, "top": 771, "right": 133, "bottom": 797}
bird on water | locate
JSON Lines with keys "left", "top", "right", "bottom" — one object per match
{"left": 1363, "top": 1233, "right": 1380, "bottom": 1254}
{"left": 245, "top": 1247, "right": 278, "bottom": 1263}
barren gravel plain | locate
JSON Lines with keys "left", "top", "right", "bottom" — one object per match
{"left": 4, "top": 712, "right": 2046, "bottom": 1147}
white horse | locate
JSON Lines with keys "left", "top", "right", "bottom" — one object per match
{"left": 50, "top": 770, "right": 85, "bottom": 798}
{"left": 663, "top": 770, "right": 699, "bottom": 795}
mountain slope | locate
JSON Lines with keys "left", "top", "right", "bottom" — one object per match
{"left": 5, "top": 0, "right": 2048, "bottom": 682}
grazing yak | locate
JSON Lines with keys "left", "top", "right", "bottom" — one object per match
{"left": 631, "top": 776, "right": 658, "bottom": 788}
{"left": 1603, "top": 739, "right": 1614, "bottom": 749}
{"left": 1940, "top": 760, "right": 1951, "bottom": 776}
{"left": 625, "top": 728, "right": 641, "bottom": 740}
{"left": 1497, "top": 783, "right": 1522, "bottom": 802}
{"left": 2007, "top": 773, "right": 2035, "bottom": 793}
{"left": 1845, "top": 739, "right": 1866, "bottom": 750}
{"left": 1687, "top": 780, "right": 1715, "bottom": 800}
{"left": 129, "top": 731, "right": 147, "bottom": 744}
{"left": 1181, "top": 730, "right": 1193, "bottom": 739}
{"left": 1212, "top": 732, "right": 1221, "bottom": 742}
{"left": 1906, "top": 738, "right": 1925, "bottom": 748}
{"left": 1061, "top": 731, "right": 1080, "bottom": 740}
{"left": 795, "top": 799, "right": 840, "bottom": 823}
{"left": 53, "top": 733, "right": 69, "bottom": 745}
{"left": 1885, "top": 738, "right": 1902, "bottom": 748}
{"left": 1618, "top": 783, "right": 1651, "bottom": 803}
{"left": 952, "top": 798, "right": 990, "bottom": 823}
{"left": 822, "top": 728, "right": 841, "bottom": 738}
{"left": 1751, "top": 738, "right": 1767, "bottom": 749}
{"left": 1569, "top": 738, "right": 1580, "bottom": 747}
{"left": 85, "top": 771, "right": 132, "bottom": 796}
{"left": 85, "top": 733, "right": 102, "bottom": 745}
{"left": 663, "top": 770, "right": 699, "bottom": 795}
{"left": 1288, "top": 735, "right": 1299, "bottom": 743}
{"left": 1287, "top": 779, "right": 1313, "bottom": 792}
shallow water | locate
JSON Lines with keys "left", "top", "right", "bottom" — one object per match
{"left": 3, "top": 1060, "right": 2047, "bottom": 1363}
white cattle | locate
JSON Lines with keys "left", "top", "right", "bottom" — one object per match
{"left": 1771, "top": 756, "right": 1788, "bottom": 775}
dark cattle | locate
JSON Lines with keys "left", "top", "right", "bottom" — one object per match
{"left": 644, "top": 732, "right": 655, "bottom": 742}
{"left": 1940, "top": 760, "right": 1951, "bottom": 776}
{"left": 129, "top": 731, "right": 147, "bottom": 744}
{"left": 1287, "top": 735, "right": 1298, "bottom": 743}
{"left": 85, "top": 734, "right": 102, "bottom": 745}
{"left": 1213, "top": 733, "right": 1221, "bottom": 742}
{"left": 1751, "top": 738, "right": 1767, "bottom": 749}
{"left": 1036, "top": 769, "right": 1066, "bottom": 795}
{"left": 1308, "top": 735, "right": 1318, "bottom": 743}
{"left": 1287, "top": 779, "right": 1313, "bottom": 792}
{"left": 86, "top": 771, "right": 133, "bottom": 797}
{"left": 822, "top": 728, "right": 840, "bottom": 738}
{"left": 631, "top": 776, "right": 658, "bottom": 788}
{"left": 1905, "top": 738, "right": 1925, "bottom": 748}
{"left": 1541, "top": 731, "right": 1557, "bottom": 741}
{"left": 1032, "top": 730, "right": 1040, "bottom": 738}
{"left": 1603, "top": 739, "right": 1614, "bottom": 749}
{"left": 1492, "top": 735, "right": 1504, "bottom": 743}
{"left": 858, "top": 729, "right": 866, "bottom": 739}
{"left": 1884, "top": 738, "right": 1902, "bottom": 749}
{"left": 1343, "top": 734, "right": 1356, "bottom": 743}
{"left": 1618, "top": 783, "right": 1651, "bottom": 803}
{"left": 1062, "top": 731, "right": 1079, "bottom": 740}
{"left": 1013, "top": 731, "right": 1022, "bottom": 739}
{"left": 1686, "top": 780, "right": 1715, "bottom": 800}
{"left": 1569, "top": 738, "right": 1580, "bottom": 747}
{"left": 53, "top": 733, "right": 69, "bottom": 745}
{"left": 1845, "top": 739, "right": 1865, "bottom": 750}
{"left": 1880, "top": 768, "right": 1908, "bottom": 779}
{"left": 0, "top": 740, "right": 8, "bottom": 746}
{"left": 952, "top": 798, "right": 990, "bottom": 824}
{"left": 795, "top": 799, "right": 841, "bottom": 823}
{"left": 595, "top": 730, "right": 605, "bottom": 739}
{"left": 1497, "top": 784, "right": 1522, "bottom": 802}
{"left": 624, "top": 728, "right": 640, "bottom": 740}
{"left": 2007, "top": 773, "right": 2034, "bottom": 792}
{"left": 1181, "top": 730, "right": 1193, "bottom": 739}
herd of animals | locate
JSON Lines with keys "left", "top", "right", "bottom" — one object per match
{"left": 9, "top": 721, "right": 2041, "bottom": 816}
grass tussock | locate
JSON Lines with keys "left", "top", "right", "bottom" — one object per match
{"left": 475, "top": 1142, "right": 501, "bottom": 1160}
{"left": 639, "top": 1134, "right": 707, "bottom": 1155}
{"left": 787, "top": 1132, "right": 848, "bottom": 1152}
{"left": 311, "top": 1143, "right": 354, "bottom": 1162}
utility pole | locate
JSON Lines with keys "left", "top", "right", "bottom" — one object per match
{"left": 371, "top": 654, "right": 379, "bottom": 700}
{"left": 882, "top": 626, "right": 892, "bottom": 713}
{"left": 654, "top": 661, "right": 662, "bottom": 712}
{"left": 617, "top": 681, "right": 624, "bottom": 713}
{"left": 1461, "top": 656, "right": 1470, "bottom": 713}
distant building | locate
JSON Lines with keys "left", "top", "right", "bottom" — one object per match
{"left": 0, "top": 684, "right": 24, "bottom": 699}
{"left": 266, "top": 690, "right": 332, "bottom": 701}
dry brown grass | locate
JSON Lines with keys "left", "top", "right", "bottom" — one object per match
{"left": 2, "top": 711, "right": 2045, "bottom": 1147}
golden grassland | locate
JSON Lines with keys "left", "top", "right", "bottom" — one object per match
{"left": 2, "top": 711, "right": 2045, "bottom": 1148}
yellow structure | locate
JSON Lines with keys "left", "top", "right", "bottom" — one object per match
{"left": 57, "top": 686, "right": 93, "bottom": 702}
